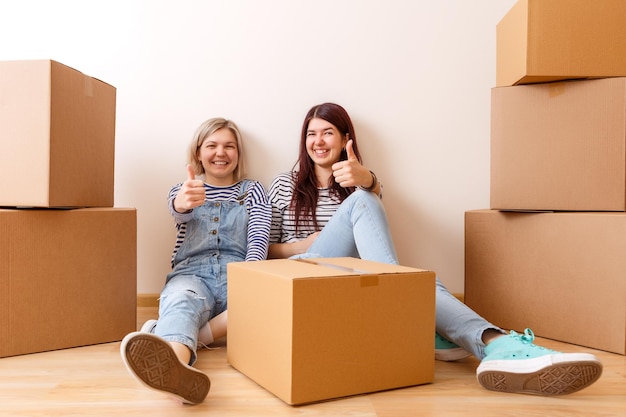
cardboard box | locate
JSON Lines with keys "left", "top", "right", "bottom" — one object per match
{"left": 496, "top": 0, "right": 626, "bottom": 87}
{"left": 0, "top": 59, "right": 116, "bottom": 208}
{"left": 0, "top": 208, "right": 137, "bottom": 358}
{"left": 227, "top": 257, "right": 435, "bottom": 405}
{"left": 465, "top": 210, "right": 626, "bottom": 355}
{"left": 491, "top": 78, "right": 626, "bottom": 212}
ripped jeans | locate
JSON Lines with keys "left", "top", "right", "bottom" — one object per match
{"left": 154, "top": 255, "right": 229, "bottom": 364}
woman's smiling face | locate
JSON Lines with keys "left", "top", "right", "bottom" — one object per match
{"left": 305, "top": 118, "right": 347, "bottom": 169}
{"left": 197, "top": 127, "right": 239, "bottom": 186}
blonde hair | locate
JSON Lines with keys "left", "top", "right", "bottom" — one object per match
{"left": 187, "top": 117, "right": 246, "bottom": 181}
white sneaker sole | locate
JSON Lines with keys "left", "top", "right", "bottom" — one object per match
{"left": 477, "top": 353, "right": 602, "bottom": 396}
{"left": 120, "top": 332, "right": 210, "bottom": 404}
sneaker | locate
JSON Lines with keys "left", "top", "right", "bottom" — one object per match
{"left": 435, "top": 332, "right": 472, "bottom": 361}
{"left": 120, "top": 332, "right": 210, "bottom": 404}
{"left": 476, "top": 328, "right": 602, "bottom": 396}
{"left": 140, "top": 319, "right": 157, "bottom": 333}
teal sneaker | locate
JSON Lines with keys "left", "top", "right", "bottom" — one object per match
{"left": 477, "top": 328, "right": 602, "bottom": 396}
{"left": 435, "top": 332, "right": 472, "bottom": 361}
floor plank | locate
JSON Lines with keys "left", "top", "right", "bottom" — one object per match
{"left": 0, "top": 307, "right": 623, "bottom": 416}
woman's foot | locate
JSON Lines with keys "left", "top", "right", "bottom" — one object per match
{"left": 435, "top": 332, "right": 472, "bottom": 361}
{"left": 120, "top": 332, "right": 210, "bottom": 404}
{"left": 477, "top": 328, "right": 602, "bottom": 396}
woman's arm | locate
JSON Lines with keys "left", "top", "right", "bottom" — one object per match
{"left": 167, "top": 183, "right": 195, "bottom": 224}
{"left": 244, "top": 181, "right": 271, "bottom": 262}
{"left": 267, "top": 232, "right": 319, "bottom": 259}
{"left": 267, "top": 172, "right": 317, "bottom": 259}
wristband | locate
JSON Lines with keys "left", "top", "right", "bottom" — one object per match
{"left": 358, "top": 171, "right": 377, "bottom": 192}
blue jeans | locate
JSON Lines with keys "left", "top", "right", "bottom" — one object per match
{"left": 297, "top": 190, "right": 499, "bottom": 359}
{"left": 304, "top": 190, "right": 398, "bottom": 263}
{"left": 435, "top": 280, "right": 500, "bottom": 359}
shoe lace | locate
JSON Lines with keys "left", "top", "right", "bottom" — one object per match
{"left": 508, "top": 328, "right": 554, "bottom": 356}
{"left": 509, "top": 328, "right": 536, "bottom": 344}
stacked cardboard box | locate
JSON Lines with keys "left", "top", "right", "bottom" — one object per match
{"left": 465, "top": 0, "right": 626, "bottom": 355}
{"left": 0, "top": 60, "right": 137, "bottom": 358}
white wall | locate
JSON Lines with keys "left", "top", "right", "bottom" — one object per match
{"left": 1, "top": 0, "right": 516, "bottom": 294}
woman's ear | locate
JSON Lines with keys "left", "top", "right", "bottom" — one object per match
{"left": 194, "top": 152, "right": 204, "bottom": 174}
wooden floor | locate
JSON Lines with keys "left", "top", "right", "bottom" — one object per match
{"left": 1, "top": 307, "right": 624, "bottom": 417}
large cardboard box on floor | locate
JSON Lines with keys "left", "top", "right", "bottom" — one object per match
{"left": 465, "top": 210, "right": 626, "bottom": 355}
{"left": 0, "top": 208, "right": 137, "bottom": 358}
{"left": 0, "top": 59, "right": 116, "bottom": 208}
{"left": 496, "top": 0, "right": 626, "bottom": 87}
{"left": 491, "top": 77, "right": 626, "bottom": 212}
{"left": 227, "top": 257, "right": 436, "bottom": 405}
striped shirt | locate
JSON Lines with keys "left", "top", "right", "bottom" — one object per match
{"left": 168, "top": 179, "right": 271, "bottom": 265}
{"left": 268, "top": 172, "right": 343, "bottom": 244}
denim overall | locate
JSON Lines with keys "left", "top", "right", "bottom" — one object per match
{"left": 155, "top": 181, "right": 250, "bottom": 364}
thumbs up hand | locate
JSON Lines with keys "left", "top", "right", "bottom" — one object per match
{"left": 173, "top": 164, "right": 206, "bottom": 212}
{"left": 331, "top": 140, "right": 371, "bottom": 189}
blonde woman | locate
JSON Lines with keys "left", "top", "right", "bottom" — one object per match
{"left": 121, "top": 118, "right": 271, "bottom": 404}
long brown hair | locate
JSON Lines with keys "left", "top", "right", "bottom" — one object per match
{"left": 291, "top": 103, "right": 363, "bottom": 231}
